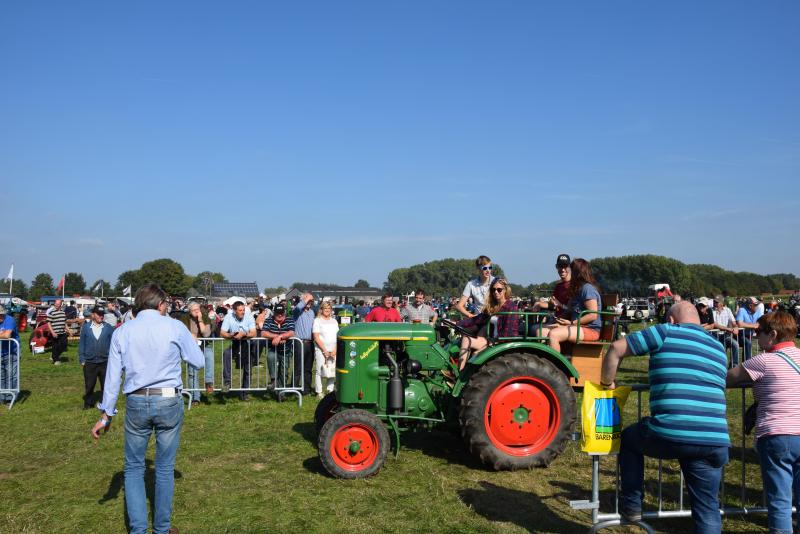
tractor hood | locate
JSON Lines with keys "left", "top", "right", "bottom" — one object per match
{"left": 338, "top": 322, "right": 436, "bottom": 342}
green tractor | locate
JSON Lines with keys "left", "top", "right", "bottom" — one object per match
{"left": 315, "top": 300, "right": 619, "bottom": 478}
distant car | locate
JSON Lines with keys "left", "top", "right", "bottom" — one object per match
{"left": 623, "top": 301, "right": 652, "bottom": 321}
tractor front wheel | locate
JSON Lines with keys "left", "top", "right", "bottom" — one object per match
{"left": 460, "top": 353, "right": 576, "bottom": 470}
{"left": 318, "top": 409, "right": 390, "bottom": 479}
{"left": 314, "top": 392, "right": 339, "bottom": 434}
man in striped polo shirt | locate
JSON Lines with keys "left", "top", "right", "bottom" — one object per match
{"left": 601, "top": 301, "right": 730, "bottom": 533}
{"left": 47, "top": 299, "right": 68, "bottom": 365}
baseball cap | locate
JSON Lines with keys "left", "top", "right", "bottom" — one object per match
{"left": 91, "top": 305, "right": 106, "bottom": 315}
{"left": 273, "top": 304, "right": 286, "bottom": 315}
{"left": 746, "top": 296, "right": 759, "bottom": 305}
{"left": 556, "top": 254, "right": 571, "bottom": 268}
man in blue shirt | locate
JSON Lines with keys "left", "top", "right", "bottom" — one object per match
{"left": 92, "top": 284, "right": 203, "bottom": 534}
{"left": 0, "top": 304, "right": 21, "bottom": 405}
{"left": 601, "top": 301, "right": 730, "bottom": 533}
{"left": 220, "top": 300, "right": 257, "bottom": 400}
{"left": 736, "top": 296, "right": 763, "bottom": 361}
{"left": 292, "top": 292, "right": 316, "bottom": 395}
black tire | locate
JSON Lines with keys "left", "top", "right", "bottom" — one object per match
{"left": 460, "top": 353, "right": 576, "bottom": 470}
{"left": 633, "top": 310, "right": 644, "bottom": 320}
{"left": 318, "top": 409, "right": 390, "bottom": 479}
{"left": 314, "top": 392, "right": 339, "bottom": 434}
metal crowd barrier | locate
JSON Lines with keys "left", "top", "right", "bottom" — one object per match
{"left": 180, "top": 336, "right": 303, "bottom": 408}
{"left": 707, "top": 327, "right": 758, "bottom": 368}
{"left": 0, "top": 338, "right": 21, "bottom": 410}
{"left": 570, "top": 334, "right": 774, "bottom": 532}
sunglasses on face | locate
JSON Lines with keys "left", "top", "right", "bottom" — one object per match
{"left": 492, "top": 287, "right": 505, "bottom": 293}
{"left": 480, "top": 266, "right": 493, "bottom": 271}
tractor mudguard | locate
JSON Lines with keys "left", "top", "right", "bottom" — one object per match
{"left": 452, "top": 341, "right": 578, "bottom": 397}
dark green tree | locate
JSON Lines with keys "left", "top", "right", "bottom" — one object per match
{"left": 64, "top": 272, "right": 86, "bottom": 295}
{"left": 138, "top": 258, "right": 190, "bottom": 296}
{"left": 115, "top": 270, "right": 143, "bottom": 295}
{"left": 29, "top": 273, "right": 55, "bottom": 301}
{"left": 354, "top": 279, "right": 370, "bottom": 288}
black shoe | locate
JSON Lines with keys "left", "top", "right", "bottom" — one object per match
{"left": 239, "top": 393, "right": 250, "bottom": 401}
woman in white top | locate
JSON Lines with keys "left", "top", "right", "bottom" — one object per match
{"left": 312, "top": 302, "right": 339, "bottom": 397}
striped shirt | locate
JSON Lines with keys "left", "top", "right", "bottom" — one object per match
{"left": 48, "top": 309, "right": 67, "bottom": 335}
{"left": 627, "top": 323, "right": 730, "bottom": 447}
{"left": 742, "top": 343, "right": 800, "bottom": 439}
{"left": 401, "top": 303, "right": 435, "bottom": 323}
{"left": 262, "top": 317, "right": 296, "bottom": 337}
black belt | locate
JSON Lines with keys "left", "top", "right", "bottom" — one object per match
{"left": 129, "top": 387, "right": 179, "bottom": 396}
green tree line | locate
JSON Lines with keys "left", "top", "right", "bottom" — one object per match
{"left": 6, "top": 254, "right": 798, "bottom": 302}
{"left": 591, "top": 255, "right": 800, "bottom": 297}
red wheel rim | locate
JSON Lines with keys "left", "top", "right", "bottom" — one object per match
{"left": 329, "top": 423, "right": 380, "bottom": 472}
{"left": 484, "top": 376, "right": 561, "bottom": 456}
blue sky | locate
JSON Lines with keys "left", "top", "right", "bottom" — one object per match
{"left": 1, "top": 1, "right": 798, "bottom": 291}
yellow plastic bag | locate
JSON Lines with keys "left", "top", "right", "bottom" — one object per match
{"left": 581, "top": 381, "right": 631, "bottom": 455}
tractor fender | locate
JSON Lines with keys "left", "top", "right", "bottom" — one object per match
{"left": 452, "top": 341, "right": 578, "bottom": 397}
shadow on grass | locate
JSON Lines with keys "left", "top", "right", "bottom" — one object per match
{"left": 292, "top": 422, "right": 317, "bottom": 446}
{"left": 400, "top": 428, "right": 484, "bottom": 469}
{"left": 459, "top": 480, "right": 585, "bottom": 532}
{"left": 301, "top": 456, "right": 328, "bottom": 476}
{"left": 10, "top": 390, "right": 31, "bottom": 405}
{"left": 100, "top": 460, "right": 183, "bottom": 531}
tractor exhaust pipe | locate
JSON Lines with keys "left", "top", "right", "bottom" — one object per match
{"left": 384, "top": 350, "right": 404, "bottom": 413}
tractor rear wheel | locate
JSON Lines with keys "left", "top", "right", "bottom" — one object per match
{"left": 314, "top": 392, "right": 339, "bottom": 434}
{"left": 460, "top": 353, "right": 576, "bottom": 470}
{"left": 318, "top": 409, "right": 390, "bottom": 479}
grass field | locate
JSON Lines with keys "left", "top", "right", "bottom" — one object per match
{"left": 0, "top": 335, "right": 786, "bottom": 533}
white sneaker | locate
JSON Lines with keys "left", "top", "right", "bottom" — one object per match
{"left": 53, "top": 361, "right": 61, "bottom": 366}
{"left": 316, "top": 393, "right": 324, "bottom": 399}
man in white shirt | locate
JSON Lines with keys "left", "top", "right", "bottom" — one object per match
{"left": 712, "top": 296, "right": 739, "bottom": 366}
{"left": 455, "top": 255, "right": 495, "bottom": 318}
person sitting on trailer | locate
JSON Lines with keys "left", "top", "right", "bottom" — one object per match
{"left": 543, "top": 258, "right": 602, "bottom": 354}
{"left": 456, "top": 278, "right": 518, "bottom": 369}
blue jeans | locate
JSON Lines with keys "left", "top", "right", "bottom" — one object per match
{"left": 269, "top": 344, "right": 296, "bottom": 388}
{"left": 186, "top": 344, "right": 214, "bottom": 401}
{"left": 757, "top": 434, "right": 800, "bottom": 534}
{"left": 619, "top": 418, "right": 728, "bottom": 534}
{"left": 739, "top": 329, "right": 754, "bottom": 361}
{"left": 0, "top": 352, "right": 19, "bottom": 401}
{"left": 124, "top": 394, "right": 184, "bottom": 534}
{"left": 715, "top": 332, "right": 740, "bottom": 367}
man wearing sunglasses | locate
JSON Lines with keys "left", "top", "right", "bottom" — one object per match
{"left": 455, "top": 255, "right": 496, "bottom": 319}
{"left": 533, "top": 254, "right": 572, "bottom": 319}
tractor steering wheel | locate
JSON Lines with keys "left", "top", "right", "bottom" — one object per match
{"left": 440, "top": 318, "right": 477, "bottom": 339}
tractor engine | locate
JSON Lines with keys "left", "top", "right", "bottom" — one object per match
{"left": 336, "top": 334, "right": 444, "bottom": 419}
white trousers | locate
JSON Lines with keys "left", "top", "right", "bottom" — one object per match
{"left": 314, "top": 347, "right": 335, "bottom": 394}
